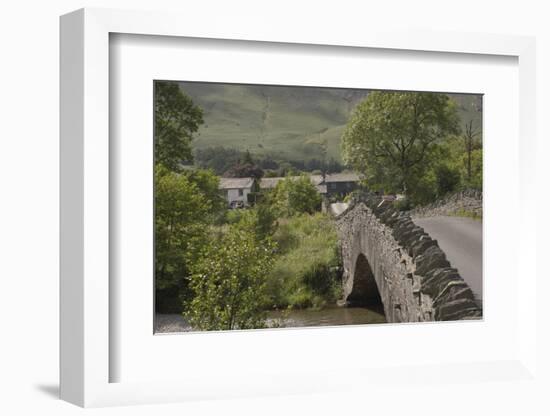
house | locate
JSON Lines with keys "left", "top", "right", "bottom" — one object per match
{"left": 258, "top": 173, "right": 361, "bottom": 198}
{"left": 259, "top": 175, "right": 324, "bottom": 191}
{"left": 218, "top": 177, "right": 255, "bottom": 207}
{"left": 322, "top": 173, "right": 361, "bottom": 196}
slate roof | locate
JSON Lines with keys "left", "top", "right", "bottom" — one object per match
{"left": 218, "top": 177, "right": 255, "bottom": 190}
{"left": 323, "top": 173, "right": 361, "bottom": 183}
{"left": 259, "top": 175, "right": 324, "bottom": 189}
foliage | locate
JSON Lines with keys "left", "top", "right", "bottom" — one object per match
{"left": 264, "top": 214, "right": 342, "bottom": 309}
{"left": 155, "top": 81, "right": 204, "bottom": 171}
{"left": 465, "top": 148, "right": 482, "bottom": 190}
{"left": 269, "top": 175, "right": 322, "bottom": 217}
{"left": 223, "top": 162, "right": 264, "bottom": 179}
{"left": 155, "top": 166, "right": 224, "bottom": 312}
{"left": 341, "top": 91, "right": 460, "bottom": 196}
{"left": 194, "top": 145, "right": 344, "bottom": 176}
{"left": 252, "top": 203, "right": 278, "bottom": 240}
{"left": 194, "top": 146, "right": 244, "bottom": 174}
{"left": 435, "top": 164, "right": 461, "bottom": 196}
{"left": 184, "top": 168, "right": 226, "bottom": 216}
{"left": 155, "top": 166, "right": 214, "bottom": 310}
{"left": 454, "top": 208, "right": 483, "bottom": 221}
{"left": 184, "top": 222, "right": 275, "bottom": 331}
{"left": 462, "top": 120, "right": 482, "bottom": 187}
{"left": 393, "top": 198, "right": 412, "bottom": 212}
{"left": 224, "top": 209, "right": 247, "bottom": 225}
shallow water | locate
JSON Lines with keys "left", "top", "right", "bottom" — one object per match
{"left": 266, "top": 305, "right": 386, "bottom": 329}
{"left": 155, "top": 305, "right": 386, "bottom": 333}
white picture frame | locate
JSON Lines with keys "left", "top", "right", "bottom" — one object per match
{"left": 60, "top": 8, "right": 537, "bottom": 408}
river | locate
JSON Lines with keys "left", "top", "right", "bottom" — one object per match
{"left": 155, "top": 305, "right": 386, "bottom": 333}
{"left": 265, "top": 305, "right": 385, "bottom": 328}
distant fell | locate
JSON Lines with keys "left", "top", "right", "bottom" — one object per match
{"left": 178, "top": 82, "right": 482, "bottom": 163}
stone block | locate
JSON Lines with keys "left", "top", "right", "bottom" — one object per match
{"left": 415, "top": 246, "right": 451, "bottom": 276}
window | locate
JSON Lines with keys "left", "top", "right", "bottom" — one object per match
{"left": 238, "top": 189, "right": 244, "bottom": 196}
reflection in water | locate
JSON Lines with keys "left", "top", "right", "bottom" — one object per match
{"left": 266, "top": 305, "right": 386, "bottom": 328}
{"left": 155, "top": 305, "right": 386, "bottom": 333}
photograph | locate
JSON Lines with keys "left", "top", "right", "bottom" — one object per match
{"left": 153, "top": 80, "right": 483, "bottom": 333}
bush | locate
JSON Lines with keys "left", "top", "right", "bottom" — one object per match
{"left": 224, "top": 209, "right": 246, "bottom": 225}
{"left": 393, "top": 198, "right": 412, "bottom": 212}
{"left": 184, "top": 222, "right": 275, "bottom": 331}
{"left": 270, "top": 175, "right": 322, "bottom": 217}
{"left": 264, "top": 213, "right": 342, "bottom": 309}
{"left": 435, "top": 164, "right": 461, "bottom": 197}
{"left": 301, "top": 263, "right": 338, "bottom": 296}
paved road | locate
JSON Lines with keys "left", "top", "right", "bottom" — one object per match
{"left": 413, "top": 216, "right": 483, "bottom": 302}
{"left": 329, "top": 202, "right": 349, "bottom": 216}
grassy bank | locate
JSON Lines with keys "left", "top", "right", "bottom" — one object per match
{"left": 264, "top": 213, "right": 342, "bottom": 310}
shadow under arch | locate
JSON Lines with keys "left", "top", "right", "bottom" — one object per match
{"left": 348, "top": 253, "right": 385, "bottom": 315}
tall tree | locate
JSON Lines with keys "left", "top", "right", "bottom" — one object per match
{"left": 463, "top": 120, "right": 481, "bottom": 183}
{"left": 154, "top": 81, "right": 204, "bottom": 171}
{"left": 155, "top": 165, "right": 217, "bottom": 312}
{"left": 341, "top": 91, "right": 460, "bottom": 196}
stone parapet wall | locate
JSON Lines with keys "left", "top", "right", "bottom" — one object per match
{"left": 335, "top": 192, "right": 482, "bottom": 323}
{"left": 409, "top": 189, "right": 482, "bottom": 219}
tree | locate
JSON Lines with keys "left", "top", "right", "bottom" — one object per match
{"left": 155, "top": 166, "right": 217, "bottom": 312}
{"left": 185, "top": 168, "right": 225, "bottom": 216}
{"left": 243, "top": 149, "right": 254, "bottom": 165}
{"left": 223, "top": 162, "right": 264, "bottom": 179}
{"left": 341, "top": 91, "right": 460, "bottom": 196}
{"left": 434, "top": 164, "right": 461, "bottom": 196}
{"left": 155, "top": 81, "right": 204, "bottom": 171}
{"left": 270, "top": 175, "right": 322, "bottom": 217}
{"left": 184, "top": 223, "right": 275, "bottom": 330}
{"left": 223, "top": 150, "right": 264, "bottom": 179}
{"left": 465, "top": 148, "right": 482, "bottom": 190}
{"left": 462, "top": 120, "right": 482, "bottom": 188}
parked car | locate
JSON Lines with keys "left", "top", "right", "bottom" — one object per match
{"left": 229, "top": 200, "right": 245, "bottom": 209}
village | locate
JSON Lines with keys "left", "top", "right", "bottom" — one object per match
{"left": 218, "top": 172, "right": 361, "bottom": 210}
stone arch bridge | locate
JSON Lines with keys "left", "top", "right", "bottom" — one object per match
{"left": 334, "top": 194, "right": 482, "bottom": 323}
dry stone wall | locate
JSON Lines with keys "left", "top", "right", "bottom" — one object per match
{"left": 335, "top": 193, "right": 482, "bottom": 323}
{"left": 408, "top": 189, "right": 482, "bottom": 218}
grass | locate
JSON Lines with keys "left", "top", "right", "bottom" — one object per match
{"left": 452, "top": 209, "right": 483, "bottom": 221}
{"left": 264, "top": 213, "right": 342, "bottom": 310}
{"left": 177, "top": 82, "right": 482, "bottom": 164}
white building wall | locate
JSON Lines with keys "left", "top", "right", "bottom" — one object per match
{"left": 225, "top": 187, "right": 251, "bottom": 205}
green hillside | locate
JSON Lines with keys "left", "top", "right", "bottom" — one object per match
{"left": 178, "top": 82, "right": 482, "bottom": 163}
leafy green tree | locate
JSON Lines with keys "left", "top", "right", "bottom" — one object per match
{"left": 341, "top": 91, "right": 460, "bottom": 196}
{"left": 185, "top": 223, "right": 275, "bottom": 330}
{"left": 185, "top": 168, "right": 226, "bottom": 216}
{"left": 270, "top": 175, "right": 322, "bottom": 217}
{"left": 436, "top": 132, "right": 483, "bottom": 192}
{"left": 155, "top": 165, "right": 217, "bottom": 311}
{"left": 468, "top": 148, "right": 482, "bottom": 189}
{"left": 463, "top": 120, "right": 482, "bottom": 185}
{"left": 223, "top": 162, "right": 264, "bottom": 179}
{"left": 155, "top": 81, "right": 204, "bottom": 171}
{"left": 434, "top": 164, "right": 461, "bottom": 196}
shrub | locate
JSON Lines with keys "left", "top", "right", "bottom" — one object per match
{"left": 270, "top": 175, "right": 322, "bottom": 217}
{"left": 264, "top": 213, "right": 342, "bottom": 309}
{"left": 184, "top": 223, "right": 275, "bottom": 331}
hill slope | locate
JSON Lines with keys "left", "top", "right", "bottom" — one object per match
{"left": 177, "top": 82, "right": 482, "bottom": 163}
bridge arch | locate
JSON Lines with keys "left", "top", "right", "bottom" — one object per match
{"left": 347, "top": 253, "right": 384, "bottom": 314}
{"left": 334, "top": 195, "right": 482, "bottom": 323}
